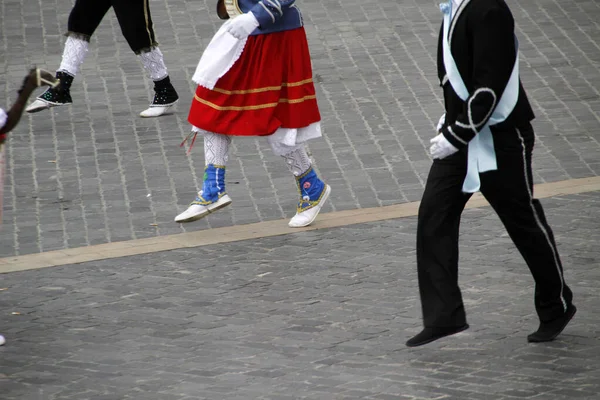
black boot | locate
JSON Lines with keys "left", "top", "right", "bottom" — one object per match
{"left": 26, "top": 71, "right": 73, "bottom": 113}
{"left": 140, "top": 75, "right": 179, "bottom": 117}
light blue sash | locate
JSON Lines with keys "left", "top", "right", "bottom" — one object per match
{"left": 441, "top": 1, "right": 520, "bottom": 192}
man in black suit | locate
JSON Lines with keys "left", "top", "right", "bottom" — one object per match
{"left": 406, "top": 0, "right": 576, "bottom": 347}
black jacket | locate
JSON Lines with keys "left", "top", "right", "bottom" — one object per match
{"left": 437, "top": 0, "right": 535, "bottom": 149}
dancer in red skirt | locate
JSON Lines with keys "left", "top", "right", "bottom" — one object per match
{"left": 175, "top": 0, "right": 331, "bottom": 228}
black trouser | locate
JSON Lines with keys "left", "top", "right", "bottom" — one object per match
{"left": 67, "top": 0, "right": 157, "bottom": 53}
{"left": 416, "top": 123, "right": 573, "bottom": 328}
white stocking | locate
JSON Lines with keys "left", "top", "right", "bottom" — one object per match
{"left": 203, "top": 130, "right": 231, "bottom": 166}
{"left": 138, "top": 47, "right": 168, "bottom": 81}
{"left": 58, "top": 36, "right": 89, "bottom": 76}
{"left": 281, "top": 145, "right": 312, "bottom": 176}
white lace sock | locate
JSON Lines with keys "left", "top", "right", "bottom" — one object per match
{"left": 281, "top": 145, "right": 312, "bottom": 176}
{"left": 58, "top": 36, "right": 89, "bottom": 76}
{"left": 138, "top": 47, "right": 168, "bottom": 81}
{"left": 203, "top": 130, "right": 231, "bottom": 166}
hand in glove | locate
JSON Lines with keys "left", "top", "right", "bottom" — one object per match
{"left": 430, "top": 133, "right": 458, "bottom": 160}
{"left": 225, "top": 12, "right": 260, "bottom": 39}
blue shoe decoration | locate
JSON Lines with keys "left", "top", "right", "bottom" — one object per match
{"left": 192, "top": 164, "right": 227, "bottom": 205}
{"left": 295, "top": 166, "right": 325, "bottom": 212}
{"left": 289, "top": 166, "right": 331, "bottom": 228}
{"left": 174, "top": 164, "right": 232, "bottom": 223}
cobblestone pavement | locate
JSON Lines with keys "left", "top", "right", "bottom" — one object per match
{"left": 0, "top": 0, "right": 599, "bottom": 256}
{"left": 1, "top": 0, "right": 600, "bottom": 399}
{"left": 1, "top": 191, "right": 599, "bottom": 400}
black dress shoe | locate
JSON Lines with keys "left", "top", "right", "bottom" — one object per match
{"left": 406, "top": 324, "right": 469, "bottom": 347}
{"left": 527, "top": 304, "right": 576, "bottom": 343}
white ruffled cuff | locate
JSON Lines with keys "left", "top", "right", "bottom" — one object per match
{"left": 192, "top": 20, "right": 248, "bottom": 90}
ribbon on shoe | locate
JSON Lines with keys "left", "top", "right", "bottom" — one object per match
{"left": 192, "top": 18, "right": 248, "bottom": 90}
{"left": 441, "top": 1, "right": 520, "bottom": 193}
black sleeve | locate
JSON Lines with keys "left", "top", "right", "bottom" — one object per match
{"left": 442, "top": 3, "right": 517, "bottom": 149}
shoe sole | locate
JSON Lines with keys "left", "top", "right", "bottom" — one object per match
{"left": 406, "top": 324, "right": 470, "bottom": 347}
{"left": 289, "top": 184, "right": 332, "bottom": 228}
{"left": 175, "top": 195, "right": 232, "bottom": 223}
{"left": 26, "top": 100, "right": 70, "bottom": 113}
{"left": 527, "top": 305, "right": 577, "bottom": 343}
{"left": 140, "top": 100, "right": 179, "bottom": 118}
{"left": 26, "top": 105, "right": 51, "bottom": 113}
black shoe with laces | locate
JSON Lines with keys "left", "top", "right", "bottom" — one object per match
{"left": 26, "top": 71, "right": 73, "bottom": 113}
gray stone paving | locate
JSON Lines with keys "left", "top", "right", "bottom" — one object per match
{"left": 1, "top": 192, "right": 599, "bottom": 399}
{"left": 0, "top": 0, "right": 599, "bottom": 256}
{"left": 1, "top": 1, "right": 600, "bottom": 397}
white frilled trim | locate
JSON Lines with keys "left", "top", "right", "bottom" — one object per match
{"left": 58, "top": 36, "right": 89, "bottom": 76}
{"left": 267, "top": 122, "right": 323, "bottom": 156}
{"left": 192, "top": 19, "right": 247, "bottom": 90}
{"left": 139, "top": 47, "right": 169, "bottom": 81}
{"left": 0, "top": 108, "right": 6, "bottom": 129}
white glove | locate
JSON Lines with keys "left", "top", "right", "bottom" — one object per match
{"left": 0, "top": 108, "right": 6, "bottom": 130}
{"left": 430, "top": 133, "right": 458, "bottom": 160}
{"left": 225, "top": 12, "right": 259, "bottom": 40}
{"left": 436, "top": 113, "right": 445, "bottom": 132}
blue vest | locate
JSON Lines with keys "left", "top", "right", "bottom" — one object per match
{"left": 441, "top": 1, "right": 520, "bottom": 193}
{"left": 224, "top": 0, "right": 303, "bottom": 35}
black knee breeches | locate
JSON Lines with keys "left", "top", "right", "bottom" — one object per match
{"left": 66, "top": 0, "right": 158, "bottom": 53}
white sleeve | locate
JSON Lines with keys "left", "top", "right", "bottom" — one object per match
{"left": 0, "top": 108, "right": 6, "bottom": 129}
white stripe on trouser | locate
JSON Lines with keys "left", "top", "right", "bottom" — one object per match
{"left": 516, "top": 128, "right": 567, "bottom": 311}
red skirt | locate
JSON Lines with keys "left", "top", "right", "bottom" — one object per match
{"left": 188, "top": 27, "right": 321, "bottom": 136}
